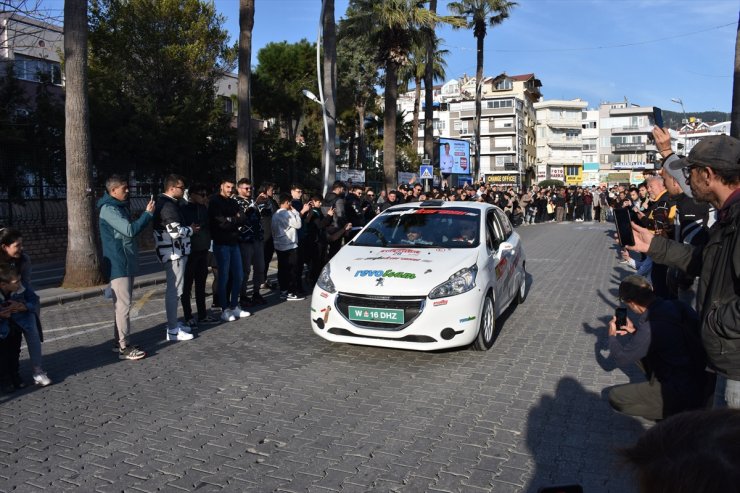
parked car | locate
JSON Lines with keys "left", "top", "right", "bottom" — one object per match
{"left": 310, "top": 200, "right": 527, "bottom": 351}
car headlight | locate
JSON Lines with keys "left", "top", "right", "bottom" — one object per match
{"left": 316, "top": 263, "right": 336, "bottom": 294}
{"left": 428, "top": 264, "right": 478, "bottom": 299}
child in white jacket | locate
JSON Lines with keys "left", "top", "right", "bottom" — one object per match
{"left": 272, "top": 193, "right": 309, "bottom": 300}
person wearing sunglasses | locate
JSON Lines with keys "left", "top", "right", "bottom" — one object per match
{"left": 629, "top": 132, "right": 740, "bottom": 409}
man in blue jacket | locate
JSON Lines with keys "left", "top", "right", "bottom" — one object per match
{"left": 98, "top": 175, "right": 154, "bottom": 360}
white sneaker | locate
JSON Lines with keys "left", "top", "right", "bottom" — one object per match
{"left": 233, "top": 307, "right": 251, "bottom": 318}
{"left": 220, "top": 309, "right": 236, "bottom": 322}
{"left": 176, "top": 321, "right": 192, "bottom": 333}
{"left": 33, "top": 372, "right": 52, "bottom": 387}
{"left": 166, "top": 329, "right": 194, "bottom": 341}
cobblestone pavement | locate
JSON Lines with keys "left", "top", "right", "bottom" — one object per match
{"left": 1, "top": 221, "right": 648, "bottom": 493}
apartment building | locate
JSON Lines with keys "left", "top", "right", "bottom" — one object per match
{"left": 0, "top": 12, "right": 64, "bottom": 106}
{"left": 598, "top": 102, "right": 659, "bottom": 185}
{"left": 397, "top": 83, "right": 448, "bottom": 158}
{"left": 447, "top": 73, "right": 541, "bottom": 187}
{"left": 533, "top": 99, "right": 588, "bottom": 186}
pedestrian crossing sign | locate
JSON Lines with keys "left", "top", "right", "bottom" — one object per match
{"left": 420, "top": 165, "right": 433, "bottom": 180}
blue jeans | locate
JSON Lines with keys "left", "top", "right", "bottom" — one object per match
{"left": 18, "top": 312, "right": 42, "bottom": 370}
{"left": 714, "top": 374, "right": 740, "bottom": 409}
{"left": 213, "top": 244, "right": 243, "bottom": 310}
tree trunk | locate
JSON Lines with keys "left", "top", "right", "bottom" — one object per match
{"left": 731, "top": 11, "right": 740, "bottom": 138}
{"left": 236, "top": 0, "right": 255, "bottom": 180}
{"left": 423, "top": 0, "right": 437, "bottom": 162}
{"left": 475, "top": 32, "right": 484, "bottom": 182}
{"left": 383, "top": 61, "right": 399, "bottom": 191}
{"left": 412, "top": 76, "right": 421, "bottom": 153}
{"left": 62, "top": 0, "right": 103, "bottom": 288}
{"left": 322, "top": 0, "right": 337, "bottom": 189}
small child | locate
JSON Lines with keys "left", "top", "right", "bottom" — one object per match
{"left": 0, "top": 264, "right": 49, "bottom": 392}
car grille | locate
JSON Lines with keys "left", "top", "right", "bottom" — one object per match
{"left": 335, "top": 292, "right": 426, "bottom": 330}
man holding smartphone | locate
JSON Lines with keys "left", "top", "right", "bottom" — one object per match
{"left": 629, "top": 134, "right": 740, "bottom": 409}
{"left": 98, "top": 175, "right": 154, "bottom": 360}
{"left": 605, "top": 276, "right": 711, "bottom": 420}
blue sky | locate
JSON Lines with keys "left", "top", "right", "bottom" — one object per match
{"left": 39, "top": 0, "right": 737, "bottom": 114}
{"left": 213, "top": 0, "right": 737, "bottom": 115}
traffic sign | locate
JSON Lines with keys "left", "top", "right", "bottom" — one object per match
{"left": 420, "top": 165, "right": 433, "bottom": 180}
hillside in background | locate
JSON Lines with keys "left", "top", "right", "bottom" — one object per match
{"left": 661, "top": 109, "right": 729, "bottom": 129}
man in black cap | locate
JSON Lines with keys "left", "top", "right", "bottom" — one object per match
{"left": 629, "top": 133, "right": 740, "bottom": 409}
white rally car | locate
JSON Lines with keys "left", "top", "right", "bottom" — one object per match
{"left": 310, "top": 200, "right": 527, "bottom": 351}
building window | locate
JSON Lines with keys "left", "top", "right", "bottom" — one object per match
{"left": 485, "top": 99, "right": 513, "bottom": 109}
{"left": 495, "top": 79, "right": 512, "bottom": 90}
{"left": 222, "top": 96, "right": 233, "bottom": 114}
{"left": 13, "top": 54, "right": 62, "bottom": 85}
{"left": 495, "top": 155, "right": 514, "bottom": 165}
{"left": 566, "top": 165, "right": 580, "bottom": 176}
{"left": 433, "top": 119, "right": 445, "bottom": 130}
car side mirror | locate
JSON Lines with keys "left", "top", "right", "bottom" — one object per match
{"left": 498, "top": 241, "right": 514, "bottom": 252}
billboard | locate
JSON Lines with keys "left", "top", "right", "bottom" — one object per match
{"left": 439, "top": 138, "right": 471, "bottom": 175}
{"left": 338, "top": 169, "right": 365, "bottom": 184}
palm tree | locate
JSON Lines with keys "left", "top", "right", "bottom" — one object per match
{"left": 63, "top": 0, "right": 103, "bottom": 287}
{"left": 343, "top": 0, "right": 438, "bottom": 191}
{"left": 449, "top": 0, "right": 517, "bottom": 179}
{"left": 236, "top": 0, "right": 255, "bottom": 180}
{"left": 423, "top": 0, "right": 438, "bottom": 162}
{"left": 399, "top": 39, "right": 448, "bottom": 153}
{"left": 322, "top": 0, "right": 338, "bottom": 190}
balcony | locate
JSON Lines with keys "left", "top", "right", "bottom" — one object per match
{"left": 544, "top": 120, "right": 582, "bottom": 129}
{"left": 613, "top": 143, "right": 645, "bottom": 152}
{"left": 547, "top": 140, "right": 581, "bottom": 148}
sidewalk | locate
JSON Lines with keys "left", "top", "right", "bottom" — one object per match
{"left": 35, "top": 250, "right": 278, "bottom": 308}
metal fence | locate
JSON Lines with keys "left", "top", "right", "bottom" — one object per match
{"left": 0, "top": 186, "right": 155, "bottom": 227}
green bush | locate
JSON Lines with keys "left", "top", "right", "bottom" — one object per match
{"left": 537, "top": 179, "right": 565, "bottom": 188}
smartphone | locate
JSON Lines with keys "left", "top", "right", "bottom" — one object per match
{"left": 615, "top": 307, "right": 627, "bottom": 329}
{"left": 538, "top": 486, "right": 583, "bottom": 493}
{"left": 150, "top": 194, "right": 154, "bottom": 202}
{"left": 653, "top": 107, "right": 664, "bottom": 128}
{"left": 614, "top": 207, "right": 635, "bottom": 247}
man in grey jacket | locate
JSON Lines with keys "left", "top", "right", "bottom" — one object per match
{"left": 629, "top": 133, "right": 740, "bottom": 408}
{"left": 98, "top": 175, "right": 154, "bottom": 360}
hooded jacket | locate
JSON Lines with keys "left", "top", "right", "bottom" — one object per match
{"left": 97, "top": 194, "right": 153, "bottom": 281}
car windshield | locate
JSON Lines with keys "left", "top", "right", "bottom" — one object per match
{"left": 352, "top": 207, "right": 481, "bottom": 248}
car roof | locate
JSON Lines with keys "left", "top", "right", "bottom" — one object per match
{"left": 383, "top": 201, "right": 500, "bottom": 213}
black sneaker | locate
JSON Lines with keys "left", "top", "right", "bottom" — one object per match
{"left": 11, "top": 374, "right": 28, "bottom": 389}
{"left": 286, "top": 292, "right": 305, "bottom": 301}
{"left": 119, "top": 346, "right": 146, "bottom": 360}
{"left": 251, "top": 294, "right": 267, "bottom": 305}
{"left": 197, "top": 314, "right": 219, "bottom": 325}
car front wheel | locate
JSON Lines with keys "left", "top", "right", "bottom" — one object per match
{"left": 472, "top": 295, "right": 495, "bottom": 351}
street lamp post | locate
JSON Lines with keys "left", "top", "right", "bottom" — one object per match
{"left": 670, "top": 97, "right": 688, "bottom": 156}
{"left": 302, "top": 89, "right": 331, "bottom": 197}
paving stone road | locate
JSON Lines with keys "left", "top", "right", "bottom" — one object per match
{"left": 0, "top": 221, "right": 649, "bottom": 493}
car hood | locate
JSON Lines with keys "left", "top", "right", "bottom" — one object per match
{"left": 329, "top": 245, "right": 479, "bottom": 296}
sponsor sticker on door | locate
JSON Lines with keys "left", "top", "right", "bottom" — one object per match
{"left": 349, "top": 306, "right": 405, "bottom": 324}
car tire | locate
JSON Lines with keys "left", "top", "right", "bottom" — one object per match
{"left": 472, "top": 295, "right": 495, "bottom": 351}
{"left": 517, "top": 270, "right": 527, "bottom": 304}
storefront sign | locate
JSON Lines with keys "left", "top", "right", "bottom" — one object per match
{"left": 486, "top": 174, "right": 519, "bottom": 186}
{"left": 536, "top": 164, "right": 547, "bottom": 182}
{"left": 550, "top": 166, "right": 564, "bottom": 180}
{"left": 613, "top": 162, "right": 655, "bottom": 170}
{"left": 630, "top": 171, "right": 646, "bottom": 185}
